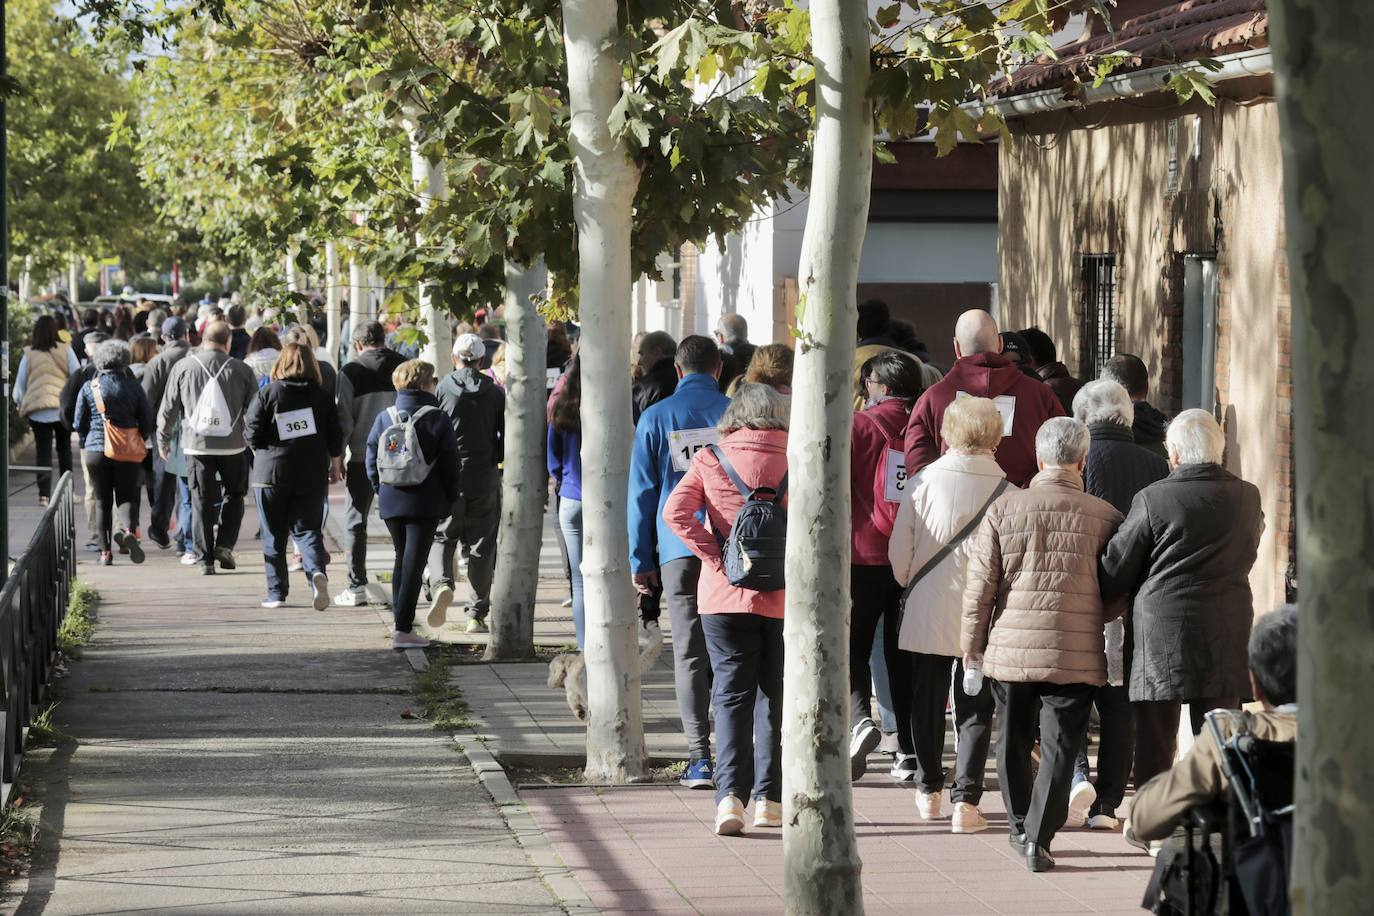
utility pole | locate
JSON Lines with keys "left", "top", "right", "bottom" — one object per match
{"left": 1, "top": 0, "right": 11, "bottom": 579}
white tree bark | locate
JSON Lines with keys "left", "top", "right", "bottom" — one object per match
{"left": 407, "top": 123, "right": 454, "bottom": 372}
{"left": 68, "top": 254, "right": 80, "bottom": 305}
{"left": 487, "top": 258, "right": 549, "bottom": 662}
{"left": 19, "top": 255, "right": 32, "bottom": 305}
{"left": 561, "top": 0, "right": 646, "bottom": 783}
{"left": 324, "top": 241, "right": 341, "bottom": 367}
{"left": 285, "top": 244, "right": 307, "bottom": 325}
{"left": 348, "top": 253, "right": 366, "bottom": 363}
{"left": 1270, "top": 2, "right": 1374, "bottom": 912}
{"left": 782, "top": 0, "right": 872, "bottom": 911}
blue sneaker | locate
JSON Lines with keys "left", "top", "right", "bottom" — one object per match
{"left": 680, "top": 758, "right": 715, "bottom": 789}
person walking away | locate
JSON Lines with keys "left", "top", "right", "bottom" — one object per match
{"left": 734, "top": 343, "right": 794, "bottom": 395}
{"left": 1019, "top": 327, "right": 1083, "bottom": 416}
{"left": 156, "top": 321, "right": 259, "bottom": 574}
{"left": 365, "top": 360, "right": 460, "bottom": 649}
{"left": 142, "top": 317, "right": 193, "bottom": 552}
{"left": 1099, "top": 408, "right": 1264, "bottom": 789}
{"left": 73, "top": 308, "right": 101, "bottom": 363}
{"left": 333, "top": 322, "right": 406, "bottom": 605}
{"left": 73, "top": 339, "right": 156, "bottom": 565}
{"left": 962, "top": 417, "right": 1124, "bottom": 872}
{"left": 1101, "top": 354, "right": 1169, "bottom": 460}
{"left": 905, "top": 309, "right": 1065, "bottom": 487}
{"left": 889, "top": 396, "right": 1008, "bottom": 834}
{"left": 129, "top": 337, "right": 160, "bottom": 513}
{"left": 428, "top": 334, "right": 505, "bottom": 634}
{"left": 629, "top": 335, "right": 730, "bottom": 790}
{"left": 244, "top": 343, "right": 344, "bottom": 609}
{"left": 547, "top": 355, "right": 586, "bottom": 647}
{"left": 713, "top": 314, "right": 756, "bottom": 394}
{"left": 663, "top": 383, "right": 789, "bottom": 837}
{"left": 849, "top": 351, "right": 923, "bottom": 781}
{"left": 14, "top": 314, "right": 78, "bottom": 506}
{"left": 244, "top": 327, "right": 283, "bottom": 387}
{"left": 631, "top": 331, "right": 678, "bottom": 423}
{"left": 62, "top": 331, "right": 109, "bottom": 547}
{"left": 227, "top": 304, "right": 252, "bottom": 360}
{"left": 1064, "top": 380, "right": 1170, "bottom": 829}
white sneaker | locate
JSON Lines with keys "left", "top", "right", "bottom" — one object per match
{"left": 261, "top": 598, "right": 284, "bottom": 610}
{"left": 889, "top": 754, "right": 918, "bottom": 781}
{"left": 850, "top": 718, "right": 881, "bottom": 780}
{"left": 392, "top": 630, "right": 430, "bottom": 649}
{"left": 915, "top": 789, "right": 946, "bottom": 821}
{"left": 1087, "top": 812, "right": 1120, "bottom": 830}
{"left": 1066, "top": 780, "right": 1097, "bottom": 828}
{"left": 427, "top": 584, "right": 453, "bottom": 629}
{"left": 311, "top": 572, "right": 330, "bottom": 611}
{"left": 714, "top": 795, "right": 745, "bottom": 836}
{"left": 334, "top": 585, "right": 368, "bottom": 607}
{"left": 752, "top": 798, "right": 782, "bottom": 828}
{"left": 560, "top": 597, "right": 573, "bottom": 608}
{"left": 180, "top": 551, "right": 199, "bottom": 566}
{"left": 951, "top": 802, "right": 988, "bottom": 834}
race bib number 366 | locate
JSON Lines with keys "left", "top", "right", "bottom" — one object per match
{"left": 669, "top": 427, "right": 719, "bottom": 473}
{"left": 275, "top": 407, "right": 318, "bottom": 441}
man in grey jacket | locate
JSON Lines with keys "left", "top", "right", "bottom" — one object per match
{"left": 333, "top": 321, "right": 406, "bottom": 605}
{"left": 156, "top": 321, "right": 259, "bottom": 575}
{"left": 143, "top": 317, "right": 192, "bottom": 549}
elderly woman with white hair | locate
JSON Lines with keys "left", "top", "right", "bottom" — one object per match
{"left": 73, "top": 338, "right": 156, "bottom": 565}
{"left": 961, "top": 417, "right": 1125, "bottom": 872}
{"left": 1060, "top": 380, "right": 1171, "bottom": 829}
{"left": 1100, "top": 408, "right": 1264, "bottom": 790}
{"left": 663, "top": 382, "right": 789, "bottom": 838}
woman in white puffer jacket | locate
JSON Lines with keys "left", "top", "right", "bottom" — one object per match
{"left": 889, "top": 395, "right": 1013, "bottom": 833}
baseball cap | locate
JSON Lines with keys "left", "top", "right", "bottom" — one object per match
{"left": 161, "top": 316, "right": 189, "bottom": 339}
{"left": 455, "top": 333, "right": 486, "bottom": 362}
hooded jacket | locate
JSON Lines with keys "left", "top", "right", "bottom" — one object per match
{"left": 337, "top": 347, "right": 406, "bottom": 465}
{"left": 156, "top": 349, "right": 259, "bottom": 456}
{"left": 141, "top": 339, "right": 190, "bottom": 411}
{"left": 244, "top": 378, "right": 344, "bottom": 493}
{"left": 365, "top": 388, "right": 461, "bottom": 520}
{"left": 903, "top": 351, "right": 1064, "bottom": 488}
{"left": 850, "top": 396, "right": 914, "bottom": 565}
{"left": 1132, "top": 400, "right": 1170, "bottom": 460}
{"left": 435, "top": 366, "right": 505, "bottom": 489}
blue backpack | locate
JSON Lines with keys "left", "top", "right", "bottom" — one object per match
{"left": 709, "top": 444, "right": 787, "bottom": 592}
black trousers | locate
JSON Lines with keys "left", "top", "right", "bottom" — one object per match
{"left": 82, "top": 451, "right": 142, "bottom": 550}
{"left": 1073, "top": 684, "right": 1135, "bottom": 815}
{"left": 187, "top": 451, "right": 250, "bottom": 566}
{"left": 1133, "top": 695, "right": 1239, "bottom": 788}
{"left": 30, "top": 419, "right": 72, "bottom": 499}
{"left": 908, "top": 653, "right": 994, "bottom": 804}
{"left": 849, "top": 564, "right": 912, "bottom": 754}
{"left": 994, "top": 680, "right": 1096, "bottom": 848}
{"left": 385, "top": 517, "right": 441, "bottom": 633}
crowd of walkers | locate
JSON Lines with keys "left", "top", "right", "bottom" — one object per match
{"left": 18, "top": 291, "right": 1291, "bottom": 882}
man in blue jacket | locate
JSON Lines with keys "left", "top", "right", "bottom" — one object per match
{"left": 628, "top": 335, "right": 729, "bottom": 790}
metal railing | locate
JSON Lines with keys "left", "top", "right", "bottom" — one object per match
{"left": 0, "top": 471, "right": 77, "bottom": 801}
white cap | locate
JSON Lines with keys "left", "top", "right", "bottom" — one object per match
{"left": 455, "top": 333, "right": 486, "bottom": 362}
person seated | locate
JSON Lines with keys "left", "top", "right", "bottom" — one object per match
{"left": 1127, "top": 604, "right": 1298, "bottom": 844}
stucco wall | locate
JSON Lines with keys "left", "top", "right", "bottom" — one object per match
{"left": 998, "top": 92, "right": 1288, "bottom": 617}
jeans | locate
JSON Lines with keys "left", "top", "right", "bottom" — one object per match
{"left": 552, "top": 487, "right": 573, "bottom": 597}
{"left": 82, "top": 451, "right": 142, "bottom": 550}
{"left": 385, "top": 518, "right": 441, "bottom": 633}
{"left": 427, "top": 471, "right": 501, "bottom": 620}
{"left": 1072, "top": 684, "right": 1135, "bottom": 815}
{"left": 149, "top": 456, "right": 178, "bottom": 542}
{"left": 187, "top": 451, "right": 250, "bottom": 566}
{"left": 908, "top": 653, "right": 994, "bottom": 804}
{"left": 994, "top": 681, "right": 1097, "bottom": 848}
{"left": 701, "top": 613, "right": 784, "bottom": 806}
{"left": 661, "top": 556, "right": 713, "bottom": 761}
{"left": 254, "top": 486, "right": 328, "bottom": 601}
{"left": 558, "top": 496, "right": 585, "bottom": 649}
{"left": 849, "top": 564, "right": 912, "bottom": 754}
{"left": 342, "top": 463, "right": 376, "bottom": 588}
{"left": 29, "top": 419, "right": 72, "bottom": 500}
{"left": 871, "top": 619, "right": 897, "bottom": 734}
{"left": 175, "top": 477, "right": 194, "bottom": 553}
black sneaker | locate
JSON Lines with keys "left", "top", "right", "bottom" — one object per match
{"left": 201, "top": 565, "right": 216, "bottom": 576}
{"left": 215, "top": 547, "right": 237, "bottom": 570}
{"left": 114, "top": 530, "right": 145, "bottom": 565}
{"left": 849, "top": 718, "right": 882, "bottom": 781}
{"left": 147, "top": 528, "right": 171, "bottom": 550}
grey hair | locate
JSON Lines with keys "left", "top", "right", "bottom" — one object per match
{"left": 1035, "top": 416, "right": 1091, "bottom": 467}
{"left": 1166, "top": 408, "right": 1225, "bottom": 465}
{"left": 93, "top": 338, "right": 133, "bottom": 371}
{"left": 1249, "top": 604, "right": 1298, "bottom": 706}
{"left": 718, "top": 382, "right": 789, "bottom": 433}
{"left": 716, "top": 313, "right": 748, "bottom": 345}
{"left": 1073, "top": 379, "right": 1135, "bottom": 427}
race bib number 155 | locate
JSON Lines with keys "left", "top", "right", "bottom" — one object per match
{"left": 668, "top": 427, "right": 719, "bottom": 473}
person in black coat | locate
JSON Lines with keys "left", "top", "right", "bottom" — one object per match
{"left": 1065, "top": 380, "right": 1170, "bottom": 828}
{"left": 1100, "top": 408, "right": 1264, "bottom": 790}
{"left": 244, "top": 343, "right": 344, "bottom": 611}
{"left": 631, "top": 330, "right": 678, "bottom": 423}
{"left": 365, "top": 360, "right": 461, "bottom": 649}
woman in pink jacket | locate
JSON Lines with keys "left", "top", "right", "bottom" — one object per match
{"left": 663, "top": 383, "right": 789, "bottom": 837}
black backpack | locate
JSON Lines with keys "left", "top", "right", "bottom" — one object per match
{"left": 709, "top": 444, "right": 787, "bottom": 592}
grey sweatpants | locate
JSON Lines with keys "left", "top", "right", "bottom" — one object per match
{"left": 662, "top": 556, "right": 714, "bottom": 761}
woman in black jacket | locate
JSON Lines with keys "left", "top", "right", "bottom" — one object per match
{"left": 244, "top": 343, "right": 344, "bottom": 610}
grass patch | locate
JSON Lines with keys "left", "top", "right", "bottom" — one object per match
{"left": 375, "top": 571, "right": 393, "bottom": 584}
{"left": 26, "top": 702, "right": 66, "bottom": 747}
{"left": 412, "top": 653, "right": 474, "bottom": 733}
{"left": 58, "top": 580, "right": 99, "bottom": 658}
{"left": 0, "top": 795, "right": 37, "bottom": 877}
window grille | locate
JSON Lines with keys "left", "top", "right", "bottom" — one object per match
{"left": 1081, "top": 254, "right": 1117, "bottom": 378}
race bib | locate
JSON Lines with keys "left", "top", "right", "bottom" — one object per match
{"left": 669, "top": 426, "right": 719, "bottom": 473}
{"left": 882, "top": 448, "right": 906, "bottom": 502}
{"left": 956, "top": 391, "right": 1017, "bottom": 436}
{"left": 275, "top": 407, "right": 318, "bottom": 441}
{"left": 546, "top": 367, "right": 561, "bottom": 390}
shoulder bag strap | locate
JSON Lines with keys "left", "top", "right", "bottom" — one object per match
{"left": 707, "top": 444, "right": 753, "bottom": 499}
{"left": 898, "top": 478, "right": 1010, "bottom": 605}
{"left": 90, "top": 376, "right": 108, "bottom": 416}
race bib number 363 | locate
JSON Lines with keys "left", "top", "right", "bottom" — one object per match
{"left": 275, "top": 407, "right": 318, "bottom": 441}
{"left": 669, "top": 427, "right": 719, "bottom": 473}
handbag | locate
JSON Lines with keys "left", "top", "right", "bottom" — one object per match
{"left": 91, "top": 376, "right": 148, "bottom": 464}
{"left": 896, "top": 478, "right": 1010, "bottom": 610}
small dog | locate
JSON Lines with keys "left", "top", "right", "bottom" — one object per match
{"left": 547, "top": 619, "right": 664, "bottom": 721}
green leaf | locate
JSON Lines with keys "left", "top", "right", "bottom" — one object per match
{"left": 1167, "top": 71, "right": 1216, "bottom": 106}
{"left": 875, "top": 4, "right": 902, "bottom": 29}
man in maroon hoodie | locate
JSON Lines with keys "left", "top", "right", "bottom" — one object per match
{"left": 904, "top": 310, "right": 1064, "bottom": 487}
